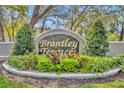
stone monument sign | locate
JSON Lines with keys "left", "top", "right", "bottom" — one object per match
{"left": 35, "top": 29, "right": 84, "bottom": 56}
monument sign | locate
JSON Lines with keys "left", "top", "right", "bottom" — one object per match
{"left": 35, "top": 29, "right": 84, "bottom": 56}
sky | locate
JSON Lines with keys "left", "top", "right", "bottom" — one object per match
{"left": 27, "top": 5, "right": 122, "bottom": 32}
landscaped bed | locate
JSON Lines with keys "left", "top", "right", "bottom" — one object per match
{"left": 3, "top": 53, "right": 123, "bottom": 79}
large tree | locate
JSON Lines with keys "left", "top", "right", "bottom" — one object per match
{"left": 0, "top": 6, "right": 28, "bottom": 41}
{"left": 30, "top": 5, "right": 56, "bottom": 30}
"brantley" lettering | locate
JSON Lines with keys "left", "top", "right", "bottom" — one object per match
{"left": 39, "top": 38, "right": 78, "bottom": 49}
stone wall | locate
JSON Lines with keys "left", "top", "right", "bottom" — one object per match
{"left": 1, "top": 41, "right": 124, "bottom": 60}
{"left": 107, "top": 41, "right": 124, "bottom": 56}
{"left": 0, "top": 42, "right": 14, "bottom": 61}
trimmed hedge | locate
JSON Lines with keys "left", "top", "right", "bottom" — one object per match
{"left": 80, "top": 56, "right": 120, "bottom": 73}
{"left": 36, "top": 55, "right": 53, "bottom": 72}
{"left": 8, "top": 53, "right": 37, "bottom": 70}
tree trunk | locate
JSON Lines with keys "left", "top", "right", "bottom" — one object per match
{"left": 30, "top": 5, "right": 55, "bottom": 30}
{"left": 30, "top": 5, "right": 41, "bottom": 30}
{"left": 40, "top": 17, "right": 46, "bottom": 33}
{"left": 0, "top": 21, "right": 5, "bottom": 42}
{"left": 11, "top": 11, "right": 15, "bottom": 41}
{"left": 0, "top": 9, "right": 5, "bottom": 42}
{"left": 119, "top": 23, "right": 124, "bottom": 41}
{"left": 2, "top": 21, "right": 11, "bottom": 41}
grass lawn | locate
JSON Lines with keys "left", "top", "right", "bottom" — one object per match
{"left": 1, "top": 73, "right": 124, "bottom": 88}
{"left": 80, "top": 80, "right": 124, "bottom": 88}
{"left": 0, "top": 74, "right": 31, "bottom": 88}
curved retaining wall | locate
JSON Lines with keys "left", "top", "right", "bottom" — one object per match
{"left": 3, "top": 62, "right": 120, "bottom": 79}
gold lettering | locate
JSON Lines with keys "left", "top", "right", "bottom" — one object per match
{"left": 40, "top": 48, "right": 48, "bottom": 54}
{"left": 40, "top": 40, "right": 47, "bottom": 47}
{"left": 56, "top": 41, "right": 61, "bottom": 47}
{"left": 64, "top": 38, "right": 70, "bottom": 47}
{"left": 73, "top": 42, "right": 78, "bottom": 49}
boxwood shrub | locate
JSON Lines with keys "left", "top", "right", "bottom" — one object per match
{"left": 8, "top": 53, "right": 37, "bottom": 70}
{"left": 80, "top": 56, "right": 120, "bottom": 73}
{"left": 36, "top": 57, "right": 77, "bottom": 73}
{"left": 60, "top": 58, "right": 77, "bottom": 72}
{"left": 36, "top": 55, "right": 53, "bottom": 72}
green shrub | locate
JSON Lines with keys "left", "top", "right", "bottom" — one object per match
{"left": 8, "top": 54, "right": 121, "bottom": 74}
{"left": 13, "top": 24, "right": 34, "bottom": 55}
{"left": 53, "top": 64, "right": 63, "bottom": 74}
{"left": 115, "top": 54, "right": 124, "bottom": 64}
{"left": 60, "top": 58, "right": 77, "bottom": 72}
{"left": 107, "top": 32, "right": 119, "bottom": 41}
{"left": 86, "top": 19, "right": 109, "bottom": 56}
{"left": 80, "top": 57, "right": 120, "bottom": 73}
{"left": 120, "top": 64, "right": 124, "bottom": 72}
{"left": 8, "top": 53, "right": 37, "bottom": 70}
{"left": 116, "top": 54, "right": 124, "bottom": 58}
{"left": 36, "top": 56, "right": 53, "bottom": 72}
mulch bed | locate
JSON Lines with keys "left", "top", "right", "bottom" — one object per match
{"left": 0, "top": 61, "right": 124, "bottom": 88}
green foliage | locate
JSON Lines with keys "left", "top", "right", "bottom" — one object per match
{"left": 36, "top": 55, "right": 53, "bottom": 72}
{"left": 8, "top": 53, "right": 121, "bottom": 74}
{"left": 120, "top": 64, "right": 124, "bottom": 72}
{"left": 80, "top": 56, "right": 120, "bottom": 73}
{"left": 60, "top": 58, "right": 77, "bottom": 72}
{"left": 80, "top": 80, "right": 124, "bottom": 88}
{"left": 53, "top": 64, "right": 63, "bottom": 74}
{"left": 116, "top": 54, "right": 124, "bottom": 72}
{"left": 36, "top": 56, "right": 77, "bottom": 73}
{"left": 8, "top": 53, "right": 37, "bottom": 70}
{"left": 115, "top": 54, "right": 124, "bottom": 64}
{"left": 86, "top": 19, "right": 109, "bottom": 56}
{"left": 0, "top": 75, "right": 31, "bottom": 88}
{"left": 107, "top": 32, "right": 119, "bottom": 41}
{"left": 13, "top": 24, "right": 34, "bottom": 55}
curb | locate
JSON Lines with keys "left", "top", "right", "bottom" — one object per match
{"left": 3, "top": 62, "right": 120, "bottom": 79}
{"left": 0, "top": 56, "right": 8, "bottom": 61}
